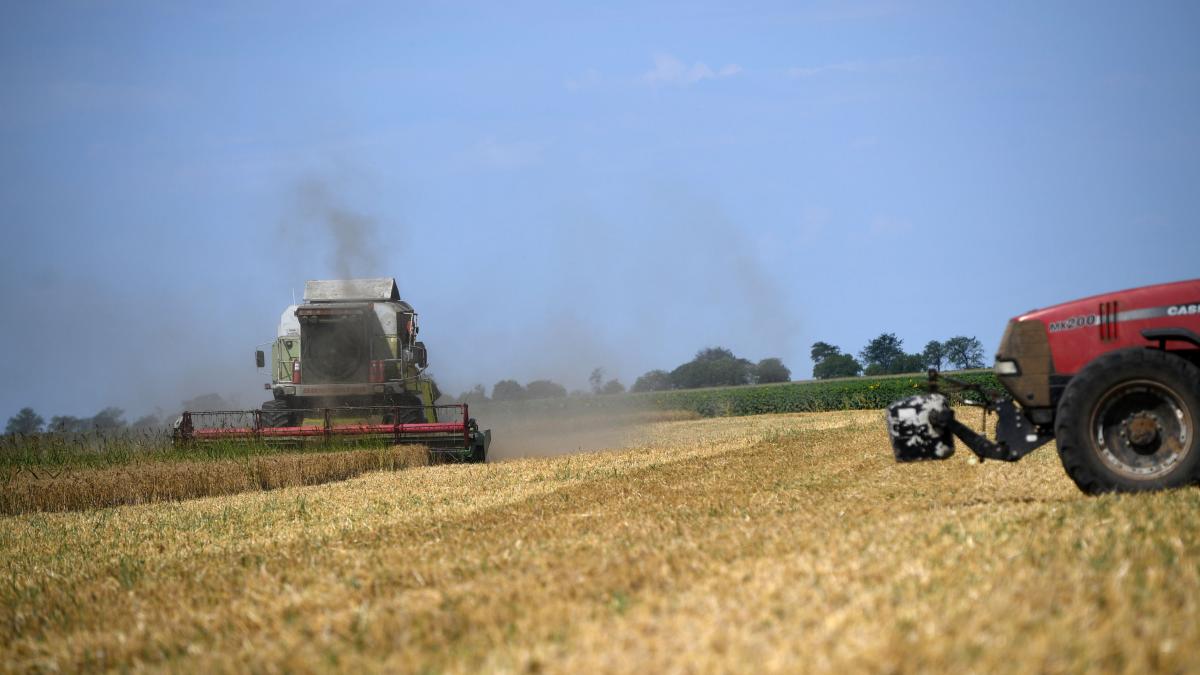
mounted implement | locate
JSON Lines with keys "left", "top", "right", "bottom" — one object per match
{"left": 174, "top": 278, "right": 490, "bottom": 462}
{"left": 886, "top": 279, "right": 1200, "bottom": 494}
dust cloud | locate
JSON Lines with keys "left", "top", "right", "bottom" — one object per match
{"left": 476, "top": 407, "right": 694, "bottom": 462}
{"left": 2, "top": 171, "right": 799, "bottom": 445}
{"left": 431, "top": 185, "right": 801, "bottom": 401}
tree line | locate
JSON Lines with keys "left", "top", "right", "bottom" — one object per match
{"left": 449, "top": 348, "right": 792, "bottom": 403}
{"left": 810, "top": 334, "right": 985, "bottom": 379}
{"left": 449, "top": 367, "right": 630, "bottom": 404}
{"left": 4, "top": 406, "right": 156, "bottom": 435}
{"left": 3, "top": 393, "right": 237, "bottom": 436}
{"left": 630, "top": 348, "right": 790, "bottom": 392}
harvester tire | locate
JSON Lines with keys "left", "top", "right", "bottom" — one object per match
{"left": 384, "top": 396, "right": 426, "bottom": 424}
{"left": 1055, "top": 348, "right": 1200, "bottom": 495}
{"left": 261, "top": 400, "right": 293, "bottom": 428}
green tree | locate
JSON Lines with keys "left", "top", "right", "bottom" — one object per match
{"left": 813, "top": 354, "right": 862, "bottom": 379}
{"left": 892, "top": 353, "right": 929, "bottom": 374}
{"left": 631, "top": 369, "right": 672, "bottom": 392}
{"left": 491, "top": 380, "right": 526, "bottom": 401}
{"left": 181, "top": 393, "right": 236, "bottom": 412}
{"left": 525, "top": 379, "right": 567, "bottom": 399}
{"left": 89, "top": 407, "right": 126, "bottom": 431}
{"left": 669, "top": 347, "right": 753, "bottom": 389}
{"left": 131, "top": 413, "right": 163, "bottom": 429}
{"left": 5, "top": 407, "right": 44, "bottom": 434}
{"left": 599, "top": 379, "right": 626, "bottom": 395}
{"left": 864, "top": 352, "right": 926, "bottom": 376}
{"left": 810, "top": 342, "right": 842, "bottom": 364}
{"left": 754, "top": 358, "right": 791, "bottom": 383}
{"left": 922, "top": 340, "right": 946, "bottom": 371}
{"left": 944, "top": 336, "right": 985, "bottom": 369}
{"left": 458, "top": 384, "right": 488, "bottom": 405}
{"left": 588, "top": 368, "right": 606, "bottom": 394}
{"left": 858, "top": 333, "right": 905, "bottom": 373}
{"left": 48, "top": 415, "right": 84, "bottom": 433}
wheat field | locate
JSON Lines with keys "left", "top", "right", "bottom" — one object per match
{"left": 2, "top": 409, "right": 1197, "bottom": 673}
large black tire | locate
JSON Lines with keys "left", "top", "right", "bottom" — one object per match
{"left": 383, "top": 395, "right": 426, "bottom": 424}
{"left": 1055, "top": 348, "right": 1200, "bottom": 494}
{"left": 261, "top": 399, "right": 293, "bottom": 428}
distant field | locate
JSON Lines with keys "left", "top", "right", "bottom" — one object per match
{"left": 3, "top": 409, "right": 1196, "bottom": 672}
{"left": 473, "top": 369, "right": 1001, "bottom": 418}
{"left": 0, "top": 370, "right": 993, "bottom": 476}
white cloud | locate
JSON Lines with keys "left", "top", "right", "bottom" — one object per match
{"left": 641, "top": 54, "right": 742, "bottom": 87}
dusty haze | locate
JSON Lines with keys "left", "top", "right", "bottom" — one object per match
{"left": 0, "top": 175, "right": 801, "bottom": 429}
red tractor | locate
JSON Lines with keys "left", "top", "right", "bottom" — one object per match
{"left": 886, "top": 279, "right": 1200, "bottom": 494}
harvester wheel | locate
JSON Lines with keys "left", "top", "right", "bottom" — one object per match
{"left": 383, "top": 396, "right": 426, "bottom": 424}
{"left": 261, "top": 400, "right": 293, "bottom": 428}
{"left": 1055, "top": 348, "right": 1200, "bottom": 494}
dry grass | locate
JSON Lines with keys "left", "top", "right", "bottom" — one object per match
{"left": 0, "top": 445, "right": 429, "bottom": 515}
{"left": 2, "top": 410, "right": 1197, "bottom": 673}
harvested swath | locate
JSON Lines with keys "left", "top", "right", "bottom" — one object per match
{"left": 0, "top": 444, "right": 429, "bottom": 515}
{"left": 0, "top": 429, "right": 415, "bottom": 471}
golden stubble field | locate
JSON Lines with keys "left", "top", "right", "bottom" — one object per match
{"left": 2, "top": 409, "right": 1198, "bottom": 673}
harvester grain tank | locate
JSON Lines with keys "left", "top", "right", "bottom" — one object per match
{"left": 886, "top": 279, "right": 1200, "bottom": 494}
{"left": 175, "top": 278, "right": 490, "bottom": 462}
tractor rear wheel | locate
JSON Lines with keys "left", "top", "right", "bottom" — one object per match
{"left": 1055, "top": 348, "right": 1200, "bottom": 494}
{"left": 261, "top": 400, "right": 293, "bottom": 428}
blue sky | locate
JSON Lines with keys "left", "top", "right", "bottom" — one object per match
{"left": 2, "top": 1, "right": 1198, "bottom": 420}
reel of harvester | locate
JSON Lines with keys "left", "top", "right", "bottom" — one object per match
{"left": 173, "top": 403, "right": 490, "bottom": 463}
{"left": 885, "top": 370, "right": 1053, "bottom": 464}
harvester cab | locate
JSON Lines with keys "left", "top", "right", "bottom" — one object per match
{"left": 174, "top": 278, "right": 491, "bottom": 463}
{"left": 885, "top": 278, "right": 1200, "bottom": 494}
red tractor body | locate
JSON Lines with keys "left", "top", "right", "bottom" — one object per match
{"left": 1014, "top": 278, "right": 1200, "bottom": 375}
{"left": 888, "top": 278, "right": 1200, "bottom": 494}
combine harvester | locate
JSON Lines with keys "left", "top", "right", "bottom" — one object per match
{"left": 175, "top": 278, "right": 490, "bottom": 462}
{"left": 886, "top": 279, "right": 1200, "bottom": 494}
